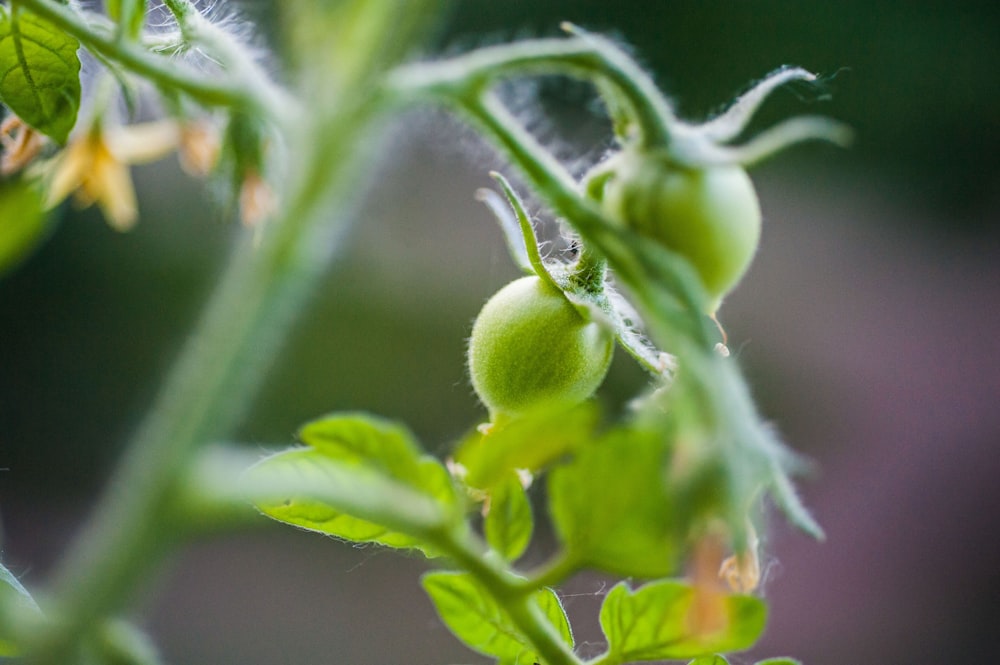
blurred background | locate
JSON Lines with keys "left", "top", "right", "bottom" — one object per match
{"left": 2, "top": 1, "right": 999, "bottom": 663}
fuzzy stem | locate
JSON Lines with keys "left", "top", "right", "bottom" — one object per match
{"left": 514, "top": 551, "right": 583, "bottom": 595}
{"left": 13, "top": 0, "right": 266, "bottom": 112}
{"left": 431, "top": 526, "right": 585, "bottom": 665}
{"left": 386, "top": 35, "right": 674, "bottom": 148}
{"left": 568, "top": 244, "right": 608, "bottom": 295}
{"left": 111, "top": 0, "right": 143, "bottom": 42}
{"left": 27, "top": 124, "right": 368, "bottom": 663}
{"left": 22, "top": 1, "right": 442, "bottom": 661}
{"left": 159, "top": 0, "right": 293, "bottom": 120}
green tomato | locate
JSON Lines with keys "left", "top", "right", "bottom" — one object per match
{"left": 602, "top": 153, "right": 762, "bottom": 313}
{"left": 468, "top": 275, "right": 615, "bottom": 422}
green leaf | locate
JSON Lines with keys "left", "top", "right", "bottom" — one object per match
{"left": 484, "top": 471, "right": 533, "bottom": 562}
{"left": 0, "top": 178, "right": 50, "bottom": 276}
{"left": 0, "top": 560, "right": 41, "bottom": 656}
{"left": 298, "top": 412, "right": 436, "bottom": 486}
{"left": 298, "top": 414, "right": 458, "bottom": 511}
{"left": 0, "top": 8, "right": 81, "bottom": 143}
{"left": 422, "top": 571, "right": 572, "bottom": 663}
{"left": 249, "top": 413, "right": 457, "bottom": 555}
{"left": 547, "top": 427, "right": 682, "bottom": 578}
{"left": 599, "top": 580, "right": 766, "bottom": 662}
{"left": 457, "top": 402, "right": 598, "bottom": 489}
{"left": 536, "top": 585, "right": 574, "bottom": 652}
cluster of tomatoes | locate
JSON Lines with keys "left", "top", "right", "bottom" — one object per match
{"left": 467, "top": 152, "right": 762, "bottom": 422}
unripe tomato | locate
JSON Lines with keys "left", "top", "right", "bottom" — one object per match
{"left": 602, "top": 153, "right": 762, "bottom": 313}
{"left": 468, "top": 275, "right": 615, "bottom": 421}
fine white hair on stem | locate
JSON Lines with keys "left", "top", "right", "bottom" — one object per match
{"left": 147, "top": 0, "right": 273, "bottom": 79}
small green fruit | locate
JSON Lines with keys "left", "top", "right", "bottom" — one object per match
{"left": 602, "top": 153, "right": 762, "bottom": 313}
{"left": 468, "top": 275, "right": 615, "bottom": 421}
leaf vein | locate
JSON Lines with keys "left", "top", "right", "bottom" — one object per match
{"left": 9, "top": 14, "right": 48, "bottom": 122}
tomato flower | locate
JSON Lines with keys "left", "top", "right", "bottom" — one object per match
{"left": 178, "top": 120, "right": 221, "bottom": 178}
{"left": 44, "top": 120, "right": 178, "bottom": 231}
{"left": 0, "top": 115, "right": 46, "bottom": 176}
{"left": 237, "top": 169, "right": 275, "bottom": 228}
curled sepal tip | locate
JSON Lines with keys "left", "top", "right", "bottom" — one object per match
{"left": 695, "top": 66, "right": 819, "bottom": 143}
{"left": 678, "top": 115, "right": 853, "bottom": 168}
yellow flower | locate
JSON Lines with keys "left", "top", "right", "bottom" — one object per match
{"left": 45, "top": 120, "right": 178, "bottom": 231}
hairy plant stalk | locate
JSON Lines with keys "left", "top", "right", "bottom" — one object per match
{"left": 12, "top": 0, "right": 259, "bottom": 111}
{"left": 430, "top": 526, "right": 585, "bottom": 665}
{"left": 21, "top": 2, "right": 443, "bottom": 662}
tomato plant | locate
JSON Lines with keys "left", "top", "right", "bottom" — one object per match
{"left": 0, "top": 5, "right": 848, "bottom": 665}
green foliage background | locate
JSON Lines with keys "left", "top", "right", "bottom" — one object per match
{"left": 1, "top": 1, "right": 998, "bottom": 664}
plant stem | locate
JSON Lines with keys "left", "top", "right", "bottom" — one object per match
{"left": 433, "top": 526, "right": 585, "bottom": 665}
{"left": 159, "top": 0, "right": 293, "bottom": 120}
{"left": 23, "top": 1, "right": 443, "bottom": 660}
{"left": 110, "top": 0, "right": 143, "bottom": 42}
{"left": 514, "top": 551, "right": 582, "bottom": 594}
{"left": 504, "top": 595, "right": 583, "bottom": 665}
{"left": 28, "top": 135, "right": 356, "bottom": 663}
{"left": 13, "top": 0, "right": 263, "bottom": 111}
{"left": 568, "top": 244, "right": 607, "bottom": 295}
{"left": 386, "top": 34, "right": 674, "bottom": 147}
